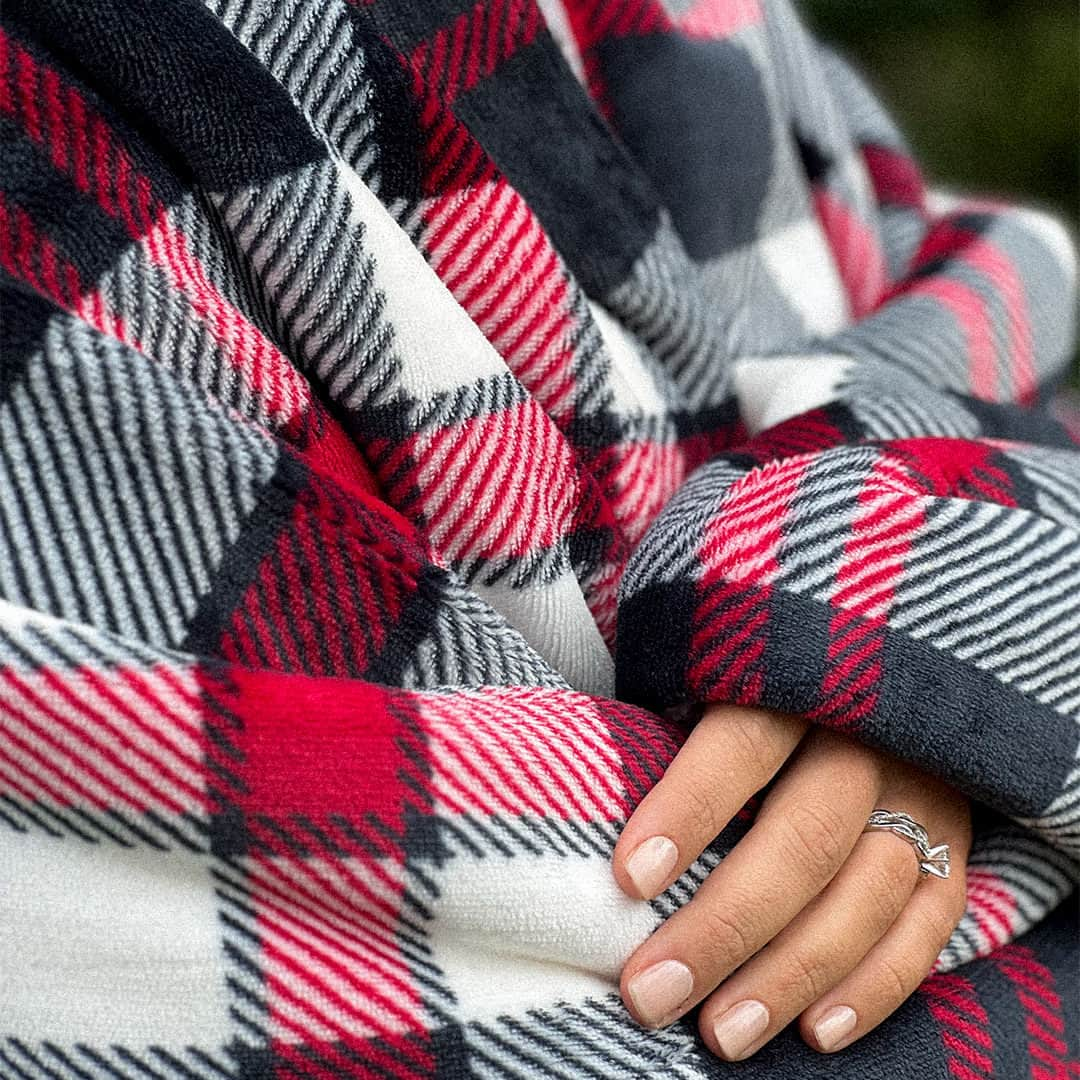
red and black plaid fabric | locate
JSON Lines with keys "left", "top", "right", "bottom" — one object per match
{"left": 1, "top": 0, "right": 1078, "bottom": 1077}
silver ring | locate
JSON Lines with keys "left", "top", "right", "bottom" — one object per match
{"left": 864, "top": 809, "right": 951, "bottom": 878}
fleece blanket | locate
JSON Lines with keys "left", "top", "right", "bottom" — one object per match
{"left": 1, "top": 0, "right": 1078, "bottom": 1077}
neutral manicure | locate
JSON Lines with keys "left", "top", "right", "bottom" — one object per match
{"left": 626, "top": 960, "right": 694, "bottom": 1027}
{"left": 625, "top": 836, "right": 679, "bottom": 898}
{"left": 813, "top": 1005, "right": 858, "bottom": 1051}
{"left": 713, "top": 999, "right": 770, "bottom": 1060}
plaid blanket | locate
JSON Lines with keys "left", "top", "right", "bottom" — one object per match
{"left": 1, "top": 0, "right": 1078, "bottom": 1076}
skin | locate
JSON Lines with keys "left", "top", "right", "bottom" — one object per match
{"left": 613, "top": 703, "right": 972, "bottom": 1060}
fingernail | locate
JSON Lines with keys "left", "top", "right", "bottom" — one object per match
{"left": 626, "top": 960, "right": 694, "bottom": 1027}
{"left": 713, "top": 999, "right": 770, "bottom": 1060}
{"left": 813, "top": 1005, "right": 858, "bottom": 1051}
{"left": 625, "top": 836, "right": 679, "bottom": 898}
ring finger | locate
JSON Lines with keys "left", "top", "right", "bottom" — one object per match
{"left": 801, "top": 809, "right": 971, "bottom": 1052}
{"left": 697, "top": 827, "right": 922, "bottom": 1060}
{"left": 620, "top": 729, "right": 880, "bottom": 1029}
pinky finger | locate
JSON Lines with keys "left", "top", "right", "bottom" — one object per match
{"left": 799, "top": 875, "right": 967, "bottom": 1054}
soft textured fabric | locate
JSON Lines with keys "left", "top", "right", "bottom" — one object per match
{"left": 1, "top": 0, "right": 1078, "bottom": 1076}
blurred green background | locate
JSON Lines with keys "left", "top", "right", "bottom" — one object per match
{"left": 801, "top": 0, "right": 1079, "bottom": 384}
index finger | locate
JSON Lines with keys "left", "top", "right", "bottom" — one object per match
{"left": 613, "top": 705, "right": 808, "bottom": 900}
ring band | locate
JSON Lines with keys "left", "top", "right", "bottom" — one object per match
{"left": 864, "top": 809, "right": 951, "bottom": 878}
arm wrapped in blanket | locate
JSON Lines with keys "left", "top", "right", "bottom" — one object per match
{"left": 617, "top": 183, "right": 1080, "bottom": 971}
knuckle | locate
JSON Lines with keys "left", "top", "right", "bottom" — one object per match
{"left": 697, "top": 903, "right": 756, "bottom": 970}
{"left": 778, "top": 946, "right": 831, "bottom": 1004}
{"left": 877, "top": 953, "right": 917, "bottom": 1004}
{"left": 679, "top": 774, "right": 725, "bottom": 840}
{"left": 781, "top": 799, "right": 851, "bottom": 879}
{"left": 861, "top": 856, "right": 915, "bottom": 928}
{"left": 724, "top": 710, "right": 779, "bottom": 779}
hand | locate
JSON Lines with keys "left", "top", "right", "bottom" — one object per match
{"left": 613, "top": 704, "right": 972, "bottom": 1060}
